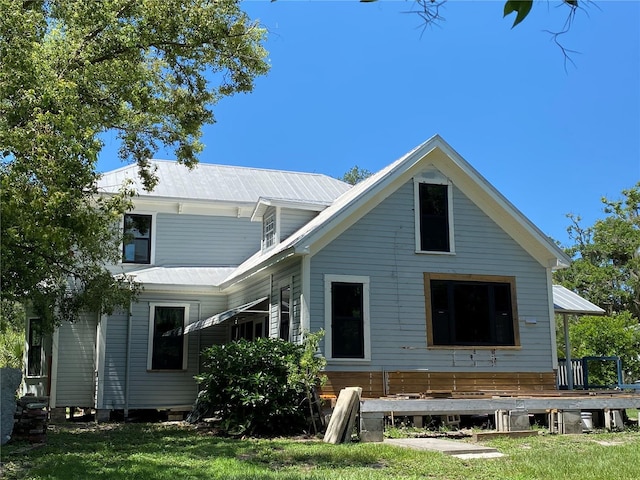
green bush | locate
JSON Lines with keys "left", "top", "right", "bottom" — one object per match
{"left": 192, "top": 334, "right": 325, "bottom": 436}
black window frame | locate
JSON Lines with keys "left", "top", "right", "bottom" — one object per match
{"left": 424, "top": 273, "right": 520, "bottom": 348}
{"left": 418, "top": 182, "right": 451, "bottom": 253}
{"left": 27, "top": 318, "right": 44, "bottom": 377}
{"left": 331, "top": 282, "right": 365, "bottom": 359}
{"left": 123, "top": 213, "right": 152, "bottom": 264}
{"left": 149, "top": 305, "right": 186, "bottom": 370}
{"left": 279, "top": 285, "right": 291, "bottom": 341}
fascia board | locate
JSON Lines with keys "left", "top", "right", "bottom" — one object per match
{"left": 219, "top": 247, "right": 297, "bottom": 291}
{"left": 431, "top": 141, "right": 571, "bottom": 269}
{"left": 136, "top": 284, "right": 224, "bottom": 294}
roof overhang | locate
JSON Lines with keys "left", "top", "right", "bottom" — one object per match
{"left": 250, "top": 197, "right": 330, "bottom": 222}
{"left": 184, "top": 297, "right": 269, "bottom": 334}
{"left": 553, "top": 285, "right": 605, "bottom": 315}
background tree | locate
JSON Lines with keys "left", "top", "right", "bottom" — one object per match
{"left": 0, "top": 0, "right": 269, "bottom": 327}
{"left": 554, "top": 183, "right": 640, "bottom": 383}
{"left": 340, "top": 165, "right": 373, "bottom": 185}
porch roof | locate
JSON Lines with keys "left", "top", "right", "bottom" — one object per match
{"left": 184, "top": 296, "right": 269, "bottom": 334}
{"left": 553, "top": 285, "right": 605, "bottom": 315}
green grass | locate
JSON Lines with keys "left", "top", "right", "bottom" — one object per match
{"left": 1, "top": 423, "right": 639, "bottom": 480}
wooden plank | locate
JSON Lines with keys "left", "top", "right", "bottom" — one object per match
{"left": 323, "top": 387, "right": 362, "bottom": 444}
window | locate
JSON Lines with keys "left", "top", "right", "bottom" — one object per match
{"left": 231, "top": 317, "right": 267, "bottom": 341}
{"left": 415, "top": 180, "right": 453, "bottom": 253}
{"left": 148, "top": 304, "right": 189, "bottom": 370}
{"left": 424, "top": 273, "right": 520, "bottom": 347}
{"left": 27, "top": 318, "right": 43, "bottom": 376}
{"left": 324, "top": 275, "right": 370, "bottom": 361}
{"left": 279, "top": 285, "right": 291, "bottom": 341}
{"left": 123, "top": 214, "right": 152, "bottom": 264}
{"left": 263, "top": 212, "right": 276, "bottom": 249}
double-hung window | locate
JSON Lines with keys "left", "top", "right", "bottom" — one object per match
{"left": 415, "top": 177, "right": 454, "bottom": 253}
{"left": 148, "top": 304, "right": 189, "bottom": 370}
{"left": 27, "top": 318, "right": 44, "bottom": 377}
{"left": 424, "top": 273, "right": 520, "bottom": 347}
{"left": 263, "top": 212, "right": 276, "bottom": 249}
{"left": 123, "top": 214, "right": 152, "bottom": 264}
{"left": 325, "top": 275, "right": 370, "bottom": 361}
{"left": 279, "top": 285, "right": 291, "bottom": 341}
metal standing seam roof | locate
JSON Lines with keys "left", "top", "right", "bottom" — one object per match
{"left": 125, "top": 266, "right": 236, "bottom": 287}
{"left": 97, "top": 160, "right": 351, "bottom": 204}
{"left": 184, "top": 297, "right": 269, "bottom": 334}
{"left": 553, "top": 285, "right": 606, "bottom": 315}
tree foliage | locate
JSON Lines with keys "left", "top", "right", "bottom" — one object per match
{"left": 340, "top": 165, "right": 373, "bottom": 185}
{"left": 191, "top": 336, "right": 326, "bottom": 436}
{"left": 0, "top": 0, "right": 269, "bottom": 326}
{"left": 554, "top": 183, "right": 640, "bottom": 318}
{"left": 554, "top": 183, "right": 640, "bottom": 382}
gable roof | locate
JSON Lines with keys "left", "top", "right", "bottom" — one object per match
{"left": 222, "top": 134, "right": 571, "bottom": 287}
{"left": 98, "top": 160, "right": 351, "bottom": 205}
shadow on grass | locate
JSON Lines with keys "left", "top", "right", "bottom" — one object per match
{"left": 2, "top": 424, "right": 392, "bottom": 480}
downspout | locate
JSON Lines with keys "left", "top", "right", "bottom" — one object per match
{"left": 124, "top": 301, "right": 132, "bottom": 418}
{"left": 269, "top": 274, "right": 273, "bottom": 337}
{"left": 196, "top": 302, "right": 201, "bottom": 398}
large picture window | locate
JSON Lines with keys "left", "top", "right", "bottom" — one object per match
{"left": 324, "top": 275, "right": 370, "bottom": 361}
{"left": 148, "top": 304, "right": 189, "bottom": 370}
{"left": 424, "top": 273, "right": 519, "bottom": 347}
{"left": 123, "top": 214, "right": 152, "bottom": 264}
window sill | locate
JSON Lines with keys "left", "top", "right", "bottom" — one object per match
{"left": 427, "top": 345, "right": 522, "bottom": 350}
{"left": 146, "top": 369, "right": 188, "bottom": 373}
{"left": 327, "top": 358, "right": 371, "bottom": 365}
{"left": 415, "top": 250, "right": 455, "bottom": 255}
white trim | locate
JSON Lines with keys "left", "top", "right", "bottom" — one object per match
{"left": 277, "top": 277, "right": 293, "bottom": 341}
{"left": 49, "top": 326, "right": 59, "bottom": 407}
{"left": 300, "top": 255, "right": 311, "bottom": 335}
{"left": 547, "top": 268, "right": 559, "bottom": 370}
{"left": 95, "top": 314, "right": 108, "bottom": 409}
{"left": 147, "top": 302, "right": 190, "bottom": 371}
{"left": 121, "top": 211, "right": 157, "bottom": 266}
{"left": 413, "top": 175, "right": 455, "bottom": 254}
{"left": 324, "top": 274, "right": 371, "bottom": 362}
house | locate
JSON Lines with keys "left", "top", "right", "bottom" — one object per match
{"left": 23, "top": 134, "right": 571, "bottom": 420}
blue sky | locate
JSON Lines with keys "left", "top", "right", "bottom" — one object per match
{"left": 97, "top": 0, "right": 640, "bottom": 247}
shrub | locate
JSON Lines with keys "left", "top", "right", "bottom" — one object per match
{"left": 192, "top": 334, "right": 325, "bottom": 436}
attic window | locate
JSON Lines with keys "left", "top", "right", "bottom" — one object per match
{"left": 263, "top": 212, "right": 276, "bottom": 249}
{"left": 414, "top": 179, "right": 454, "bottom": 254}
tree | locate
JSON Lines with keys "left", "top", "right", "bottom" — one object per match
{"left": 554, "top": 183, "right": 640, "bottom": 383}
{"left": 0, "top": 0, "right": 269, "bottom": 327}
{"left": 340, "top": 165, "right": 373, "bottom": 185}
{"left": 554, "top": 183, "right": 640, "bottom": 318}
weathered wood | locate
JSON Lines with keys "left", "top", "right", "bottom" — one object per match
{"left": 322, "top": 372, "right": 384, "bottom": 398}
{"left": 473, "top": 430, "right": 539, "bottom": 441}
{"left": 323, "top": 387, "right": 362, "bottom": 444}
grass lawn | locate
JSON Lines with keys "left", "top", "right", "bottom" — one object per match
{"left": 1, "top": 423, "right": 639, "bottom": 480}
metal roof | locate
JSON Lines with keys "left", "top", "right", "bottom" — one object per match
{"left": 98, "top": 160, "right": 351, "bottom": 204}
{"left": 126, "top": 266, "right": 236, "bottom": 287}
{"left": 184, "top": 297, "right": 269, "bottom": 334}
{"left": 553, "top": 285, "right": 605, "bottom": 315}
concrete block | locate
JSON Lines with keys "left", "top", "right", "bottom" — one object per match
{"left": 95, "top": 409, "right": 111, "bottom": 423}
{"left": 359, "top": 412, "right": 384, "bottom": 443}
{"left": 49, "top": 408, "right": 67, "bottom": 424}
{"left": 559, "top": 410, "right": 582, "bottom": 434}
{"left": 509, "top": 409, "right": 530, "bottom": 431}
{"left": 604, "top": 409, "right": 624, "bottom": 431}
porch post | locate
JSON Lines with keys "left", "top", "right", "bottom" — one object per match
{"left": 563, "top": 313, "right": 574, "bottom": 390}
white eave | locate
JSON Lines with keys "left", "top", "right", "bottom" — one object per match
{"left": 123, "top": 266, "right": 235, "bottom": 293}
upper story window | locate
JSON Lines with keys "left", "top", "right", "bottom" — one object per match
{"left": 324, "top": 274, "right": 371, "bottom": 361}
{"left": 424, "top": 273, "right": 520, "bottom": 348}
{"left": 148, "top": 304, "right": 189, "bottom": 370}
{"left": 415, "top": 177, "right": 454, "bottom": 254}
{"left": 123, "top": 214, "right": 152, "bottom": 264}
{"left": 263, "top": 212, "right": 276, "bottom": 250}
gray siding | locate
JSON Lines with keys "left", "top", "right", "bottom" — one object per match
{"left": 100, "top": 294, "right": 227, "bottom": 410}
{"left": 54, "top": 313, "right": 98, "bottom": 407}
{"left": 310, "top": 177, "right": 553, "bottom": 373}
{"left": 280, "top": 208, "right": 317, "bottom": 241}
{"left": 270, "top": 260, "right": 303, "bottom": 343}
{"left": 155, "top": 213, "right": 261, "bottom": 266}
